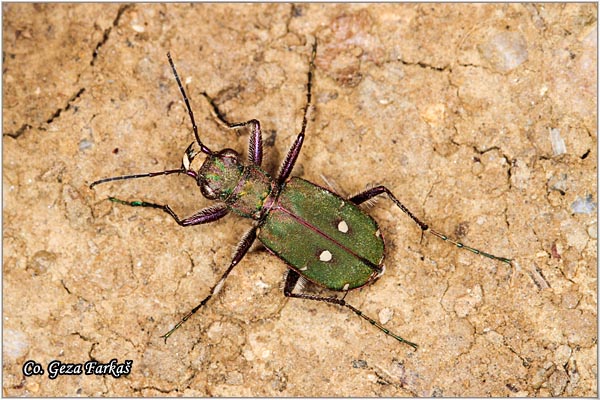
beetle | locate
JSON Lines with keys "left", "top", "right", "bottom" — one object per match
{"left": 90, "top": 41, "right": 511, "bottom": 349}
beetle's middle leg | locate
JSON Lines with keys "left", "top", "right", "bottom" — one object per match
{"left": 161, "top": 225, "right": 258, "bottom": 341}
{"left": 276, "top": 39, "right": 317, "bottom": 184}
{"left": 283, "top": 270, "right": 418, "bottom": 349}
{"left": 349, "top": 186, "right": 511, "bottom": 264}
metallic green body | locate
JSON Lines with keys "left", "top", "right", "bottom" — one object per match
{"left": 198, "top": 149, "right": 275, "bottom": 219}
{"left": 258, "top": 177, "right": 384, "bottom": 291}
{"left": 198, "top": 149, "right": 244, "bottom": 201}
{"left": 228, "top": 165, "right": 274, "bottom": 219}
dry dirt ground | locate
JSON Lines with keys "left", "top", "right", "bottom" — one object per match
{"left": 3, "top": 3, "right": 597, "bottom": 397}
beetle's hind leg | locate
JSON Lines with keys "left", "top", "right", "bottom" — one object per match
{"left": 283, "top": 270, "right": 418, "bottom": 349}
{"left": 349, "top": 186, "right": 512, "bottom": 264}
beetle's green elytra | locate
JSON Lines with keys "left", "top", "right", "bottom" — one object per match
{"left": 90, "top": 40, "right": 511, "bottom": 350}
{"left": 259, "top": 177, "right": 384, "bottom": 291}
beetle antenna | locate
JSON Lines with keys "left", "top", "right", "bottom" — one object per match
{"left": 89, "top": 168, "right": 188, "bottom": 189}
{"left": 167, "top": 52, "right": 213, "bottom": 156}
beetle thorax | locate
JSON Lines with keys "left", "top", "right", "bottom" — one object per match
{"left": 196, "top": 149, "right": 275, "bottom": 218}
{"left": 197, "top": 149, "right": 244, "bottom": 201}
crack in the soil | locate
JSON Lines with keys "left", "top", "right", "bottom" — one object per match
{"left": 91, "top": 4, "right": 132, "bottom": 66}
{"left": 3, "top": 87, "right": 86, "bottom": 138}
{"left": 132, "top": 385, "right": 179, "bottom": 395}
{"left": 4, "top": 123, "right": 32, "bottom": 138}
{"left": 61, "top": 279, "right": 72, "bottom": 295}
{"left": 46, "top": 87, "right": 86, "bottom": 124}
{"left": 398, "top": 58, "right": 450, "bottom": 72}
{"left": 5, "top": 5, "right": 132, "bottom": 138}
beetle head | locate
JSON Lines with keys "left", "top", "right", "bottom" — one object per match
{"left": 197, "top": 148, "right": 243, "bottom": 201}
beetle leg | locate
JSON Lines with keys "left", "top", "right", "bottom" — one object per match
{"left": 245, "top": 119, "right": 263, "bottom": 166}
{"left": 220, "top": 118, "right": 263, "bottom": 167}
{"left": 200, "top": 92, "right": 264, "bottom": 166}
{"left": 276, "top": 40, "right": 317, "bottom": 184}
{"left": 283, "top": 270, "right": 418, "bottom": 349}
{"left": 350, "top": 186, "right": 428, "bottom": 229}
{"left": 161, "top": 225, "right": 258, "bottom": 341}
{"left": 107, "top": 199, "right": 229, "bottom": 227}
{"left": 350, "top": 186, "right": 512, "bottom": 264}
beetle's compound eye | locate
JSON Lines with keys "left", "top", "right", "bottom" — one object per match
{"left": 200, "top": 181, "right": 217, "bottom": 199}
{"left": 218, "top": 148, "right": 241, "bottom": 164}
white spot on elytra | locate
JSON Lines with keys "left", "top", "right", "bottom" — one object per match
{"left": 299, "top": 266, "right": 308, "bottom": 271}
{"left": 319, "top": 250, "right": 333, "bottom": 262}
{"left": 375, "top": 229, "right": 381, "bottom": 238}
{"left": 342, "top": 283, "right": 350, "bottom": 291}
{"left": 338, "top": 220, "right": 349, "bottom": 233}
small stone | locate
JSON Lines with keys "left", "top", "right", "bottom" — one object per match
{"left": 587, "top": 222, "right": 597, "bottom": 239}
{"left": 554, "top": 344, "right": 572, "bottom": 366}
{"left": 479, "top": 31, "right": 529, "bottom": 72}
{"left": 352, "top": 359, "right": 368, "bottom": 369}
{"left": 550, "top": 128, "right": 567, "bottom": 156}
{"left": 571, "top": 194, "right": 596, "bottom": 214}
{"left": 226, "top": 371, "right": 244, "bottom": 385}
{"left": 378, "top": 308, "right": 393, "bottom": 325}
{"left": 28, "top": 250, "right": 57, "bottom": 276}
{"left": 548, "top": 369, "right": 568, "bottom": 396}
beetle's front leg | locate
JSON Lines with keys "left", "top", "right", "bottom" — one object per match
{"left": 349, "top": 186, "right": 511, "bottom": 264}
{"left": 161, "top": 225, "right": 258, "bottom": 341}
{"left": 283, "top": 270, "right": 418, "bottom": 349}
{"left": 201, "top": 92, "right": 263, "bottom": 166}
{"left": 108, "top": 198, "right": 229, "bottom": 227}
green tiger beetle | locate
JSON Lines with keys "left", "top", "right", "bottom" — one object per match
{"left": 90, "top": 41, "right": 511, "bottom": 349}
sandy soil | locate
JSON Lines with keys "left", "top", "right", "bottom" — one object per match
{"left": 3, "top": 3, "right": 597, "bottom": 396}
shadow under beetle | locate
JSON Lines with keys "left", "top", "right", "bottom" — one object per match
{"left": 90, "top": 40, "right": 511, "bottom": 349}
